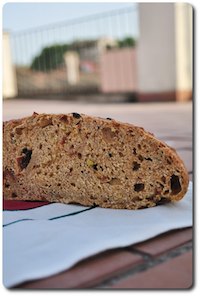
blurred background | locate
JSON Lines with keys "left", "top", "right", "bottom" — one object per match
{"left": 2, "top": 2, "right": 193, "bottom": 181}
{"left": 3, "top": 2, "right": 193, "bottom": 103}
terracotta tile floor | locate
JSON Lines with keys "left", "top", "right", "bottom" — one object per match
{"left": 3, "top": 100, "right": 193, "bottom": 289}
{"left": 111, "top": 251, "right": 193, "bottom": 289}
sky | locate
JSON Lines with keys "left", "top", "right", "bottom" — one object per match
{"left": 3, "top": 2, "right": 139, "bottom": 66}
{"left": 3, "top": 2, "right": 137, "bottom": 32}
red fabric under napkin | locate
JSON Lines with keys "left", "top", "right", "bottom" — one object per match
{"left": 3, "top": 199, "right": 50, "bottom": 211}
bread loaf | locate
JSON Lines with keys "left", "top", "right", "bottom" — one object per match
{"left": 3, "top": 112, "right": 189, "bottom": 210}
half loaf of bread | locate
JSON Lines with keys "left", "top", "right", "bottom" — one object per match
{"left": 3, "top": 112, "right": 189, "bottom": 210}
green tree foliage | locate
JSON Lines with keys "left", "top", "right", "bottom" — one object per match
{"left": 117, "top": 37, "right": 136, "bottom": 48}
{"left": 30, "top": 37, "right": 136, "bottom": 72}
{"left": 31, "top": 44, "right": 69, "bottom": 71}
{"left": 30, "top": 41, "right": 89, "bottom": 72}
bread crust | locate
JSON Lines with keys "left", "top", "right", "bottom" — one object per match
{"left": 3, "top": 113, "right": 189, "bottom": 209}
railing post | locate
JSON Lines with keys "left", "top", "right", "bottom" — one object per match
{"left": 3, "top": 31, "right": 18, "bottom": 99}
{"left": 64, "top": 51, "right": 80, "bottom": 85}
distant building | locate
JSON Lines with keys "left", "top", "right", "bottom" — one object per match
{"left": 100, "top": 3, "right": 192, "bottom": 100}
{"left": 74, "top": 38, "right": 117, "bottom": 64}
{"left": 137, "top": 3, "right": 192, "bottom": 102}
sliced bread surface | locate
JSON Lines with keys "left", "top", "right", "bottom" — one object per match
{"left": 3, "top": 112, "right": 189, "bottom": 209}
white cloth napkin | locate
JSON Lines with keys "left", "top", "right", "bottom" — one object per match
{"left": 3, "top": 182, "right": 193, "bottom": 287}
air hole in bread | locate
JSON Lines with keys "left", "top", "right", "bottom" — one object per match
{"left": 12, "top": 192, "right": 17, "bottom": 198}
{"left": 167, "top": 157, "right": 173, "bottom": 165}
{"left": 99, "top": 166, "right": 104, "bottom": 171}
{"left": 132, "top": 161, "right": 140, "bottom": 171}
{"left": 133, "top": 148, "right": 137, "bottom": 155}
{"left": 144, "top": 157, "right": 152, "bottom": 161}
{"left": 170, "top": 174, "right": 181, "bottom": 195}
{"left": 77, "top": 153, "right": 82, "bottom": 159}
{"left": 17, "top": 148, "right": 32, "bottom": 170}
{"left": 138, "top": 155, "right": 143, "bottom": 162}
{"left": 134, "top": 183, "right": 145, "bottom": 192}
{"left": 72, "top": 112, "right": 81, "bottom": 119}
